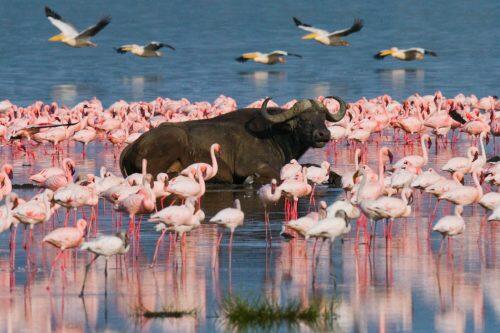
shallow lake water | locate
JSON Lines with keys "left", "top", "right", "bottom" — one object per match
{"left": 0, "top": 133, "right": 499, "bottom": 332}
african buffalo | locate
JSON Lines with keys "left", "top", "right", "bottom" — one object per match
{"left": 119, "top": 96, "right": 346, "bottom": 184}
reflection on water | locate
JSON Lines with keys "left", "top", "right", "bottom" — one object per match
{"left": 376, "top": 68, "right": 425, "bottom": 88}
{"left": 51, "top": 84, "right": 104, "bottom": 106}
{"left": 238, "top": 71, "right": 286, "bottom": 87}
{"left": 122, "top": 75, "right": 164, "bottom": 101}
{"left": 0, "top": 136, "right": 498, "bottom": 332}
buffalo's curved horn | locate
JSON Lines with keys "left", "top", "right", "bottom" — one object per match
{"left": 260, "top": 98, "right": 313, "bottom": 123}
{"left": 323, "top": 96, "right": 347, "bottom": 122}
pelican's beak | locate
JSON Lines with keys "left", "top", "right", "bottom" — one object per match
{"left": 48, "top": 34, "right": 64, "bottom": 42}
{"left": 302, "top": 33, "right": 317, "bottom": 40}
{"left": 379, "top": 49, "right": 393, "bottom": 57}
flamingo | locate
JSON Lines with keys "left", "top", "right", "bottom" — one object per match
{"left": 257, "top": 179, "right": 282, "bottom": 244}
{"left": 441, "top": 147, "right": 479, "bottom": 174}
{"left": 167, "top": 167, "right": 206, "bottom": 202}
{"left": 471, "top": 132, "right": 487, "bottom": 172}
{"left": 279, "top": 167, "right": 312, "bottom": 220}
{"left": 210, "top": 199, "right": 244, "bottom": 255}
{"left": 72, "top": 126, "right": 96, "bottom": 158}
{"left": 363, "top": 188, "right": 413, "bottom": 239}
{"left": 280, "top": 159, "right": 302, "bottom": 180}
{"left": 341, "top": 148, "right": 362, "bottom": 196}
{"left": 53, "top": 182, "right": 98, "bottom": 226}
{"left": 43, "top": 219, "right": 87, "bottom": 289}
{"left": 432, "top": 205, "right": 465, "bottom": 255}
{"left": 411, "top": 168, "right": 444, "bottom": 190}
{"left": 181, "top": 143, "right": 221, "bottom": 180}
{"left": 114, "top": 174, "right": 156, "bottom": 233}
{"left": 79, "top": 231, "right": 130, "bottom": 297}
{"left": 29, "top": 158, "right": 75, "bottom": 185}
{"left": 327, "top": 199, "right": 360, "bottom": 219}
{"left": 0, "top": 193, "right": 21, "bottom": 269}
{"left": 439, "top": 170, "right": 483, "bottom": 206}
{"left": 148, "top": 198, "right": 197, "bottom": 265}
{"left": 126, "top": 158, "right": 147, "bottom": 186}
{"left": 0, "top": 164, "right": 13, "bottom": 200}
{"left": 286, "top": 201, "right": 328, "bottom": 237}
{"left": 393, "top": 134, "right": 432, "bottom": 171}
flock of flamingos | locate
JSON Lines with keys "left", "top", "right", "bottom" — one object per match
{"left": 0, "top": 91, "right": 498, "bottom": 297}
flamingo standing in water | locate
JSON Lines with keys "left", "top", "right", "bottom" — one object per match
{"left": 72, "top": 126, "right": 96, "bottom": 158}
{"left": 280, "top": 159, "right": 302, "bottom": 180}
{"left": 0, "top": 193, "right": 22, "bottom": 269}
{"left": 210, "top": 199, "right": 244, "bottom": 257}
{"left": 181, "top": 143, "right": 221, "bottom": 180}
{"left": 341, "top": 148, "right": 362, "bottom": 197}
{"left": 0, "top": 164, "right": 13, "bottom": 200}
{"left": 43, "top": 219, "right": 87, "bottom": 290}
{"left": 393, "top": 134, "right": 432, "bottom": 171}
{"left": 441, "top": 147, "right": 479, "bottom": 175}
{"left": 79, "top": 231, "right": 130, "bottom": 297}
{"left": 258, "top": 179, "right": 282, "bottom": 245}
{"left": 167, "top": 167, "right": 206, "bottom": 203}
{"left": 432, "top": 205, "right": 465, "bottom": 256}
{"left": 279, "top": 167, "right": 312, "bottom": 220}
{"left": 439, "top": 170, "right": 483, "bottom": 206}
{"left": 286, "top": 201, "right": 328, "bottom": 238}
{"left": 307, "top": 161, "right": 330, "bottom": 205}
{"left": 114, "top": 174, "right": 156, "bottom": 234}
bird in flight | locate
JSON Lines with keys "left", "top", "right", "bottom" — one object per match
{"left": 45, "top": 6, "right": 111, "bottom": 48}
{"left": 115, "top": 42, "right": 175, "bottom": 58}
{"left": 293, "top": 17, "right": 363, "bottom": 46}
{"left": 236, "top": 50, "right": 302, "bottom": 65}
{"left": 374, "top": 47, "right": 437, "bottom": 61}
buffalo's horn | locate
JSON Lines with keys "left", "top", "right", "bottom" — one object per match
{"left": 323, "top": 96, "right": 347, "bottom": 122}
{"left": 260, "top": 98, "right": 313, "bottom": 123}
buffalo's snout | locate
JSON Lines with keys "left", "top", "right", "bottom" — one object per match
{"left": 313, "top": 129, "right": 330, "bottom": 142}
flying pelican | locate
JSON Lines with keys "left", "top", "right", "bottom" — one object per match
{"left": 45, "top": 6, "right": 111, "bottom": 48}
{"left": 236, "top": 51, "right": 302, "bottom": 65}
{"left": 115, "top": 42, "right": 176, "bottom": 58}
{"left": 374, "top": 47, "right": 437, "bottom": 61}
{"left": 293, "top": 17, "right": 363, "bottom": 46}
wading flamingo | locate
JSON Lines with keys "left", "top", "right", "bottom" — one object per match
{"left": 181, "top": 143, "right": 221, "bottom": 180}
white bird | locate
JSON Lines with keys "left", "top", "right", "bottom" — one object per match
{"left": 441, "top": 147, "right": 479, "bottom": 175}
{"left": 45, "top": 6, "right": 110, "bottom": 48}
{"left": 433, "top": 205, "right": 465, "bottom": 253}
{"left": 375, "top": 47, "right": 437, "bottom": 61}
{"left": 293, "top": 17, "right": 363, "bottom": 46}
{"left": 327, "top": 199, "right": 360, "bottom": 219}
{"left": 115, "top": 42, "right": 175, "bottom": 57}
{"left": 487, "top": 205, "right": 500, "bottom": 222}
{"left": 236, "top": 51, "right": 302, "bottom": 65}
{"left": 79, "top": 232, "right": 130, "bottom": 297}
{"left": 305, "top": 210, "right": 350, "bottom": 242}
{"left": 210, "top": 199, "right": 244, "bottom": 251}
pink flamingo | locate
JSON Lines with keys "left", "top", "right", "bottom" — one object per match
{"left": 393, "top": 134, "right": 431, "bottom": 171}
{"left": 432, "top": 205, "right": 465, "bottom": 256}
{"left": 43, "top": 219, "right": 87, "bottom": 289}
{"left": 279, "top": 167, "right": 312, "bottom": 220}
{"left": 53, "top": 182, "right": 98, "bottom": 226}
{"left": 210, "top": 199, "right": 244, "bottom": 257}
{"left": 166, "top": 167, "right": 206, "bottom": 202}
{"left": 29, "top": 158, "right": 75, "bottom": 185}
{"left": 280, "top": 159, "right": 302, "bottom": 180}
{"left": 181, "top": 143, "right": 221, "bottom": 180}
{"left": 258, "top": 179, "right": 283, "bottom": 244}
{"left": 114, "top": 174, "right": 156, "bottom": 234}
{"left": 0, "top": 164, "right": 13, "bottom": 200}
{"left": 72, "top": 126, "right": 96, "bottom": 158}
{"left": 439, "top": 170, "right": 483, "bottom": 206}
{"left": 441, "top": 147, "right": 479, "bottom": 175}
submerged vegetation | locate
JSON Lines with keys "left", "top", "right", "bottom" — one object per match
{"left": 136, "top": 305, "right": 197, "bottom": 319}
{"left": 220, "top": 295, "right": 338, "bottom": 330}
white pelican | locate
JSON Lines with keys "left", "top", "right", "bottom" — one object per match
{"left": 115, "top": 42, "right": 175, "bottom": 58}
{"left": 236, "top": 51, "right": 302, "bottom": 65}
{"left": 293, "top": 17, "right": 363, "bottom": 46}
{"left": 45, "top": 6, "right": 110, "bottom": 48}
{"left": 374, "top": 47, "right": 437, "bottom": 61}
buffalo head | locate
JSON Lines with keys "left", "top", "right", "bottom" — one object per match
{"left": 259, "top": 96, "right": 346, "bottom": 148}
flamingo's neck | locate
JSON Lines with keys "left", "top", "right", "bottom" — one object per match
{"left": 210, "top": 146, "right": 218, "bottom": 177}
{"left": 421, "top": 137, "right": 428, "bottom": 163}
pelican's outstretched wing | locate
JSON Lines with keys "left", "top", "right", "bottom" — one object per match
{"left": 77, "top": 16, "right": 111, "bottom": 38}
{"left": 45, "top": 6, "right": 79, "bottom": 37}
{"left": 292, "top": 17, "right": 328, "bottom": 35}
{"left": 144, "top": 42, "right": 175, "bottom": 51}
{"left": 328, "top": 19, "right": 364, "bottom": 37}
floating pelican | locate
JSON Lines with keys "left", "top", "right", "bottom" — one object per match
{"left": 374, "top": 47, "right": 437, "bottom": 61}
{"left": 293, "top": 17, "right": 363, "bottom": 46}
{"left": 45, "top": 6, "right": 110, "bottom": 48}
{"left": 236, "top": 51, "right": 302, "bottom": 65}
{"left": 115, "top": 42, "right": 175, "bottom": 58}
